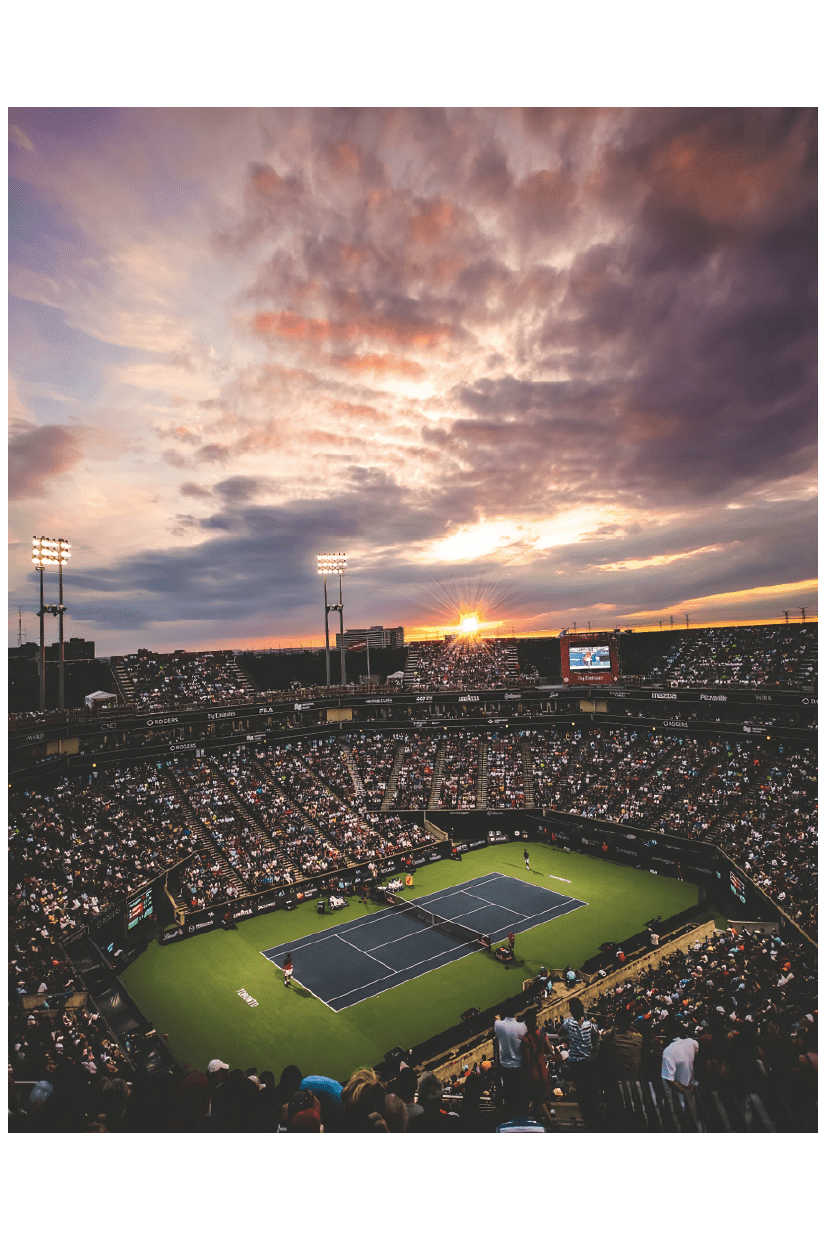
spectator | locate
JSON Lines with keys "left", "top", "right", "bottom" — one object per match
{"left": 561, "top": 997, "right": 600, "bottom": 1128}
{"left": 493, "top": 1010, "right": 527, "bottom": 1117}
{"left": 407, "top": 1071, "right": 461, "bottom": 1132}
{"left": 661, "top": 1020, "right": 700, "bottom": 1098}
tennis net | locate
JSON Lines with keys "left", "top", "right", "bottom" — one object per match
{"left": 390, "top": 893, "right": 488, "bottom": 950}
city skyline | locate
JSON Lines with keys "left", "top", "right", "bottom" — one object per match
{"left": 9, "top": 108, "right": 817, "bottom": 656}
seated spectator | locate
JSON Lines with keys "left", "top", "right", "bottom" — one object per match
{"left": 407, "top": 1071, "right": 461, "bottom": 1132}
{"left": 340, "top": 1067, "right": 388, "bottom": 1132}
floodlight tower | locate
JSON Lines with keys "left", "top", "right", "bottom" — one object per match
{"left": 32, "top": 536, "right": 70, "bottom": 710}
{"left": 317, "top": 553, "right": 347, "bottom": 687}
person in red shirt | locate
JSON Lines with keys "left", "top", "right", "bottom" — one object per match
{"left": 283, "top": 954, "right": 293, "bottom": 987}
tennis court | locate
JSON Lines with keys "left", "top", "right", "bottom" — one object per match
{"left": 261, "top": 872, "right": 586, "bottom": 1011}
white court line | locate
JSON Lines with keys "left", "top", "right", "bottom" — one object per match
{"left": 259, "top": 898, "right": 428, "bottom": 962}
{"left": 411, "top": 872, "right": 508, "bottom": 910}
{"left": 280, "top": 967, "right": 336, "bottom": 1012}
{"left": 330, "top": 931, "right": 398, "bottom": 973}
{"left": 341, "top": 908, "right": 472, "bottom": 954}
{"left": 328, "top": 939, "right": 475, "bottom": 1005}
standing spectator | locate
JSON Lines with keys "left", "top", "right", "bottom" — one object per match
{"left": 561, "top": 997, "right": 600, "bottom": 1128}
{"left": 520, "top": 1009, "right": 555, "bottom": 1126}
{"left": 407, "top": 1072, "right": 460, "bottom": 1132}
{"left": 393, "top": 1066, "right": 423, "bottom": 1125}
{"left": 494, "top": 1011, "right": 527, "bottom": 1118}
{"left": 661, "top": 1021, "right": 699, "bottom": 1098}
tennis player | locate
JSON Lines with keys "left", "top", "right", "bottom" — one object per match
{"left": 283, "top": 954, "right": 293, "bottom": 987}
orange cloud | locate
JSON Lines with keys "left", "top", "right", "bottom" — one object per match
{"left": 329, "top": 400, "right": 391, "bottom": 423}
{"left": 409, "top": 198, "right": 457, "bottom": 244}
{"left": 331, "top": 352, "right": 426, "bottom": 377}
{"left": 253, "top": 309, "right": 450, "bottom": 351}
{"left": 254, "top": 311, "right": 345, "bottom": 344}
{"left": 652, "top": 127, "right": 805, "bottom": 225}
{"left": 326, "top": 140, "right": 362, "bottom": 175}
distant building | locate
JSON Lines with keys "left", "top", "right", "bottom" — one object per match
{"left": 9, "top": 636, "right": 96, "bottom": 660}
{"left": 48, "top": 637, "right": 96, "bottom": 660}
{"left": 8, "top": 642, "right": 40, "bottom": 659}
{"left": 335, "top": 625, "right": 405, "bottom": 651}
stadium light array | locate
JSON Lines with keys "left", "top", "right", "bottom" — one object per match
{"left": 317, "top": 552, "right": 347, "bottom": 575}
{"left": 32, "top": 536, "right": 71, "bottom": 568}
{"left": 317, "top": 553, "right": 347, "bottom": 687}
{"left": 31, "top": 536, "right": 71, "bottom": 711}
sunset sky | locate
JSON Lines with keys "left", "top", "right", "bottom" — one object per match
{"left": 8, "top": 107, "right": 817, "bottom": 655}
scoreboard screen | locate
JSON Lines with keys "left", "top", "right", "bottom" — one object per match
{"left": 560, "top": 631, "right": 620, "bottom": 685}
{"left": 568, "top": 645, "right": 611, "bottom": 671}
{"left": 730, "top": 872, "right": 747, "bottom": 904}
{"left": 127, "top": 888, "right": 154, "bottom": 931}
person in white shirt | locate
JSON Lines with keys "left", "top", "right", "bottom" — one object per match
{"left": 661, "top": 1022, "right": 699, "bottom": 1095}
{"left": 494, "top": 1012, "right": 528, "bottom": 1117}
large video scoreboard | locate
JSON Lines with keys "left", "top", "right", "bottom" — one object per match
{"left": 560, "top": 631, "right": 620, "bottom": 686}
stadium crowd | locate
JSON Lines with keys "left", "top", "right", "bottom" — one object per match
{"left": 346, "top": 732, "right": 399, "bottom": 807}
{"left": 8, "top": 624, "right": 817, "bottom": 1133}
{"left": 9, "top": 724, "right": 816, "bottom": 953}
{"left": 648, "top": 626, "right": 817, "bottom": 689}
{"left": 218, "top": 749, "right": 337, "bottom": 880}
{"left": 9, "top": 764, "right": 193, "bottom": 986}
{"left": 487, "top": 733, "right": 526, "bottom": 808}
{"left": 438, "top": 734, "right": 480, "bottom": 809}
{"left": 119, "top": 650, "right": 252, "bottom": 710}
{"left": 9, "top": 922, "right": 817, "bottom": 1132}
{"left": 524, "top": 726, "right": 816, "bottom": 934}
{"left": 411, "top": 637, "right": 525, "bottom": 690}
{"left": 170, "top": 760, "right": 287, "bottom": 893}
{"left": 394, "top": 734, "right": 440, "bottom": 807}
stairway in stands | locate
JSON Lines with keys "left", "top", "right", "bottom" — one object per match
{"left": 340, "top": 743, "right": 365, "bottom": 801}
{"left": 403, "top": 644, "right": 421, "bottom": 688}
{"left": 475, "top": 736, "right": 489, "bottom": 808}
{"left": 160, "top": 770, "right": 253, "bottom": 900}
{"left": 109, "top": 656, "right": 136, "bottom": 707}
{"left": 506, "top": 643, "right": 519, "bottom": 677}
{"left": 381, "top": 739, "right": 405, "bottom": 809}
{"left": 208, "top": 757, "right": 301, "bottom": 881}
{"left": 520, "top": 738, "right": 536, "bottom": 808}
{"left": 608, "top": 1074, "right": 789, "bottom": 1133}
{"left": 427, "top": 737, "right": 448, "bottom": 810}
{"left": 231, "top": 655, "right": 258, "bottom": 697}
{"left": 243, "top": 755, "right": 322, "bottom": 881}
{"left": 270, "top": 751, "right": 393, "bottom": 864}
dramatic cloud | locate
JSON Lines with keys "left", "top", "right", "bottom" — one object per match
{"left": 8, "top": 419, "right": 85, "bottom": 499}
{"left": 8, "top": 108, "right": 817, "bottom": 653}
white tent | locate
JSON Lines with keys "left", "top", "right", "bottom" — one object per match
{"left": 386, "top": 670, "right": 405, "bottom": 680}
{"left": 84, "top": 691, "right": 118, "bottom": 708}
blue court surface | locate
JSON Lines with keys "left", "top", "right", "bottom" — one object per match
{"left": 261, "top": 872, "right": 586, "bottom": 1011}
